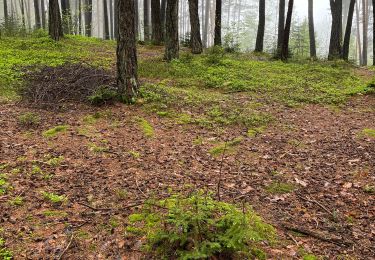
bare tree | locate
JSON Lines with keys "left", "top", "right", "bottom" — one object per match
{"left": 41, "top": 0, "right": 46, "bottom": 29}
{"left": 61, "top": 0, "right": 72, "bottom": 34}
{"left": 188, "top": 0, "right": 203, "bottom": 53}
{"left": 355, "top": 1, "right": 363, "bottom": 64}
{"left": 343, "top": 0, "right": 356, "bottom": 60}
{"left": 280, "top": 0, "right": 294, "bottom": 61}
{"left": 164, "top": 0, "right": 179, "bottom": 61}
{"left": 255, "top": 0, "right": 265, "bottom": 52}
{"left": 214, "top": 0, "right": 222, "bottom": 45}
{"left": 103, "top": 0, "right": 110, "bottom": 39}
{"left": 144, "top": 0, "right": 151, "bottom": 41}
{"left": 151, "top": 0, "right": 163, "bottom": 44}
{"left": 362, "top": 0, "right": 368, "bottom": 65}
{"left": 277, "top": 0, "right": 285, "bottom": 50}
{"left": 328, "top": 0, "right": 342, "bottom": 60}
{"left": 84, "top": 0, "right": 93, "bottom": 36}
{"left": 48, "top": 0, "right": 63, "bottom": 40}
{"left": 34, "top": 0, "right": 41, "bottom": 29}
{"left": 116, "top": 0, "right": 139, "bottom": 101}
{"left": 308, "top": 0, "right": 316, "bottom": 58}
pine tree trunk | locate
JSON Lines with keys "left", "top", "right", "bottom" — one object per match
{"left": 277, "top": 0, "right": 285, "bottom": 50}
{"left": 114, "top": 0, "right": 119, "bottom": 38}
{"left": 164, "top": 0, "right": 179, "bottom": 61}
{"left": 78, "top": 0, "right": 82, "bottom": 35}
{"left": 84, "top": 0, "right": 92, "bottom": 36}
{"left": 255, "top": 0, "right": 265, "bottom": 52}
{"left": 214, "top": 0, "right": 222, "bottom": 45}
{"left": 343, "top": 0, "right": 356, "bottom": 60}
{"left": 117, "top": 0, "right": 139, "bottom": 101}
{"left": 144, "top": 0, "right": 151, "bottom": 41}
{"left": 328, "top": 0, "right": 342, "bottom": 60}
{"left": 20, "top": 0, "right": 26, "bottom": 31}
{"left": 34, "top": 0, "right": 41, "bottom": 29}
{"left": 48, "top": 0, "right": 63, "bottom": 40}
{"left": 104, "top": 0, "right": 110, "bottom": 39}
{"left": 160, "top": 0, "right": 167, "bottom": 38}
{"left": 135, "top": 0, "right": 139, "bottom": 39}
{"left": 203, "top": 0, "right": 210, "bottom": 47}
{"left": 362, "top": 0, "right": 368, "bottom": 65}
{"left": 61, "top": 0, "right": 72, "bottom": 34}
{"left": 308, "top": 0, "right": 316, "bottom": 58}
{"left": 41, "top": 0, "right": 46, "bottom": 29}
{"left": 151, "top": 0, "right": 163, "bottom": 44}
{"left": 280, "top": 0, "right": 293, "bottom": 61}
{"left": 188, "top": 0, "right": 203, "bottom": 53}
{"left": 3, "top": 0, "right": 8, "bottom": 26}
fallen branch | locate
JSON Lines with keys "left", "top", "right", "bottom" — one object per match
{"left": 282, "top": 223, "right": 353, "bottom": 246}
{"left": 58, "top": 234, "right": 75, "bottom": 260}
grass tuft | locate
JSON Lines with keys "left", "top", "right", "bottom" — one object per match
{"left": 42, "top": 125, "right": 69, "bottom": 138}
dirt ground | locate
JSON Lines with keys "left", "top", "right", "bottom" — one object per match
{"left": 0, "top": 94, "right": 374, "bottom": 259}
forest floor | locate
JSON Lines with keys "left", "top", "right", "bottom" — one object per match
{"left": 0, "top": 36, "right": 375, "bottom": 259}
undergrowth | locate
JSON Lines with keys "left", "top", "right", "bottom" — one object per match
{"left": 126, "top": 192, "right": 276, "bottom": 259}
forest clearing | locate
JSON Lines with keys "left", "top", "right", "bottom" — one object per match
{"left": 1, "top": 0, "right": 375, "bottom": 259}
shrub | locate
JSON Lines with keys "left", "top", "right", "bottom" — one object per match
{"left": 18, "top": 112, "right": 41, "bottom": 127}
{"left": 126, "top": 193, "right": 276, "bottom": 259}
{"left": 88, "top": 86, "right": 117, "bottom": 106}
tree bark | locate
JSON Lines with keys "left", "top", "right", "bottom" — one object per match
{"left": 214, "top": 0, "right": 222, "bottom": 45}
{"left": 78, "top": 0, "right": 82, "bottom": 35}
{"left": 164, "top": 0, "right": 179, "bottom": 61}
{"left": 188, "top": 0, "right": 203, "bottom": 53}
{"left": 144, "top": 0, "right": 151, "bottom": 41}
{"left": 355, "top": 1, "right": 363, "bottom": 64}
{"left": 41, "top": 0, "right": 46, "bottom": 29}
{"left": 362, "top": 0, "right": 368, "bottom": 65}
{"left": 328, "top": 0, "right": 342, "bottom": 60}
{"left": 33, "top": 0, "right": 41, "bottom": 29}
{"left": 151, "top": 0, "right": 163, "bottom": 44}
{"left": 342, "top": 0, "right": 356, "bottom": 60}
{"left": 277, "top": 0, "right": 285, "bottom": 50}
{"left": 3, "top": 0, "right": 8, "bottom": 26}
{"left": 84, "top": 0, "right": 92, "bottom": 36}
{"left": 61, "top": 0, "right": 72, "bottom": 34}
{"left": 160, "top": 0, "right": 167, "bottom": 38}
{"left": 116, "top": 0, "right": 139, "bottom": 101}
{"left": 48, "top": 0, "right": 63, "bottom": 40}
{"left": 280, "top": 0, "right": 293, "bottom": 61}
{"left": 203, "top": 0, "right": 210, "bottom": 47}
{"left": 308, "top": 0, "right": 316, "bottom": 58}
{"left": 20, "top": 0, "right": 26, "bottom": 31}
{"left": 103, "top": 0, "right": 110, "bottom": 39}
{"left": 255, "top": 0, "right": 265, "bottom": 52}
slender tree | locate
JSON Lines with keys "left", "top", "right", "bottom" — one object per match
{"left": 151, "top": 0, "right": 163, "bottom": 44}
{"left": 33, "top": 0, "right": 42, "bottom": 29}
{"left": 280, "top": 0, "right": 294, "bottom": 61}
{"left": 3, "top": 0, "right": 8, "bottom": 28}
{"left": 277, "top": 0, "right": 285, "bottom": 50}
{"left": 41, "top": 0, "right": 46, "bottom": 29}
{"left": 117, "top": 0, "right": 139, "bottom": 101}
{"left": 308, "top": 0, "right": 316, "bottom": 58}
{"left": 144, "top": 0, "right": 151, "bottom": 41}
{"left": 20, "top": 0, "right": 26, "bottom": 31}
{"left": 255, "top": 0, "right": 265, "bottom": 52}
{"left": 164, "top": 0, "right": 179, "bottom": 61}
{"left": 48, "top": 0, "right": 63, "bottom": 40}
{"left": 61, "top": 0, "right": 72, "bottom": 34}
{"left": 160, "top": 0, "right": 167, "bottom": 37}
{"left": 188, "top": 0, "right": 203, "bottom": 53}
{"left": 343, "top": 0, "right": 356, "bottom": 60}
{"left": 362, "top": 0, "right": 368, "bottom": 65}
{"left": 214, "top": 0, "right": 222, "bottom": 45}
{"left": 78, "top": 0, "right": 82, "bottom": 35}
{"left": 103, "top": 0, "right": 110, "bottom": 39}
{"left": 203, "top": 0, "right": 210, "bottom": 47}
{"left": 114, "top": 0, "right": 119, "bottom": 38}
{"left": 84, "top": 0, "right": 92, "bottom": 36}
{"left": 355, "top": 2, "right": 363, "bottom": 64}
{"left": 328, "top": 0, "right": 343, "bottom": 60}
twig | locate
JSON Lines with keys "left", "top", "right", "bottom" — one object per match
{"left": 58, "top": 234, "right": 75, "bottom": 260}
{"left": 135, "top": 177, "right": 148, "bottom": 198}
{"left": 297, "top": 195, "right": 333, "bottom": 216}
{"left": 77, "top": 202, "right": 112, "bottom": 211}
{"left": 282, "top": 223, "right": 353, "bottom": 246}
{"left": 217, "top": 142, "right": 227, "bottom": 201}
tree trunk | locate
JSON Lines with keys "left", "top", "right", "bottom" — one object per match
{"left": 103, "top": 0, "right": 110, "bottom": 39}
{"left": 61, "top": 0, "right": 72, "bottom": 34}
{"left": 33, "top": 0, "right": 41, "bottom": 29}
{"left": 373, "top": 0, "right": 375, "bottom": 65}
{"left": 355, "top": 1, "right": 363, "bottom": 64}
{"left": 308, "top": 0, "right": 316, "bottom": 58}
{"left": 188, "top": 0, "right": 203, "bottom": 53}
{"left": 114, "top": 0, "right": 119, "bottom": 38}
{"left": 328, "top": 0, "right": 342, "bottom": 60}
{"left": 160, "top": 0, "right": 167, "bottom": 38}
{"left": 362, "top": 0, "right": 368, "bottom": 65}
{"left": 164, "top": 0, "right": 179, "bottom": 61}
{"left": 214, "top": 0, "right": 221, "bottom": 45}
{"left": 277, "top": 0, "right": 285, "bottom": 50}
{"left": 203, "top": 0, "right": 210, "bottom": 47}
{"left": 3, "top": 0, "right": 8, "bottom": 26}
{"left": 117, "top": 0, "right": 139, "bottom": 101}
{"left": 78, "top": 0, "right": 82, "bottom": 35}
{"left": 41, "top": 0, "right": 46, "bottom": 29}
{"left": 144, "top": 0, "right": 151, "bottom": 41}
{"left": 151, "top": 0, "right": 163, "bottom": 44}
{"left": 342, "top": 0, "right": 356, "bottom": 60}
{"left": 255, "top": 0, "right": 265, "bottom": 52}
{"left": 280, "top": 0, "right": 293, "bottom": 61}
{"left": 84, "top": 0, "right": 92, "bottom": 36}
{"left": 48, "top": 0, "right": 63, "bottom": 40}
{"left": 20, "top": 0, "right": 26, "bottom": 31}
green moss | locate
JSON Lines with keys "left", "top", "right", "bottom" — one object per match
{"left": 137, "top": 118, "right": 154, "bottom": 138}
{"left": 359, "top": 128, "right": 375, "bottom": 139}
{"left": 18, "top": 112, "right": 40, "bottom": 127}
{"left": 42, "top": 125, "right": 69, "bottom": 138}
{"left": 266, "top": 182, "right": 295, "bottom": 194}
{"left": 41, "top": 191, "right": 67, "bottom": 204}
{"left": 88, "top": 143, "right": 109, "bottom": 153}
{"left": 9, "top": 196, "right": 24, "bottom": 206}
{"left": 209, "top": 137, "right": 243, "bottom": 157}
{"left": 46, "top": 156, "right": 64, "bottom": 167}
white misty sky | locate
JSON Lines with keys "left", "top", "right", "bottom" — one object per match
{"left": 294, "top": 0, "right": 330, "bottom": 22}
